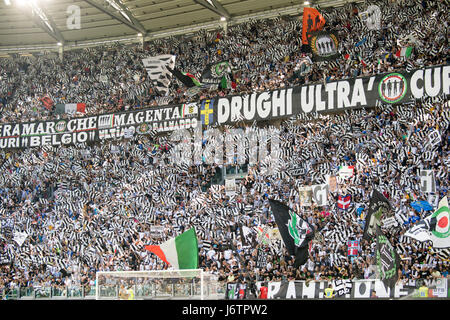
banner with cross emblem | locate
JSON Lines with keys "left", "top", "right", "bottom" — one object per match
{"left": 201, "top": 99, "right": 214, "bottom": 126}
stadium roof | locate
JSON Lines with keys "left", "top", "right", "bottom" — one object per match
{"left": 0, "top": 0, "right": 360, "bottom": 52}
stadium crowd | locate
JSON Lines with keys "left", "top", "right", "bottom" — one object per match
{"left": 0, "top": 0, "right": 448, "bottom": 123}
{"left": 0, "top": 0, "right": 449, "bottom": 297}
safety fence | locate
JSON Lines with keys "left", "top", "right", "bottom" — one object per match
{"left": 3, "top": 278, "right": 448, "bottom": 300}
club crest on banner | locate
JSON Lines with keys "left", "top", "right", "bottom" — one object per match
{"left": 378, "top": 73, "right": 408, "bottom": 104}
{"left": 309, "top": 32, "right": 339, "bottom": 61}
{"left": 376, "top": 228, "right": 399, "bottom": 287}
{"left": 55, "top": 120, "right": 67, "bottom": 133}
{"left": 137, "top": 123, "right": 150, "bottom": 135}
{"left": 287, "top": 210, "right": 311, "bottom": 247}
{"left": 98, "top": 114, "right": 115, "bottom": 129}
{"left": 212, "top": 61, "right": 231, "bottom": 78}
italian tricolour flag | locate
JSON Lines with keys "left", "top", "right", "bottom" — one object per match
{"left": 395, "top": 47, "right": 413, "bottom": 58}
{"left": 145, "top": 228, "right": 198, "bottom": 269}
{"left": 55, "top": 103, "right": 86, "bottom": 114}
{"left": 338, "top": 165, "right": 354, "bottom": 179}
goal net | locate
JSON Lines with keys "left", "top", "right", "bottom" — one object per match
{"left": 95, "top": 269, "right": 223, "bottom": 300}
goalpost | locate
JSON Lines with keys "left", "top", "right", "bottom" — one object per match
{"left": 95, "top": 269, "right": 222, "bottom": 300}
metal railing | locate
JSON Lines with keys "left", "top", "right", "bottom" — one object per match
{"left": 0, "top": 282, "right": 226, "bottom": 300}
{"left": 97, "top": 282, "right": 225, "bottom": 300}
{"left": 0, "top": 285, "right": 97, "bottom": 300}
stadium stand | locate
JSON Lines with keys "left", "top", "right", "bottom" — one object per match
{"left": 0, "top": 0, "right": 448, "bottom": 300}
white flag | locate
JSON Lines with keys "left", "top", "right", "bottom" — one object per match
{"left": 225, "top": 179, "right": 236, "bottom": 196}
{"left": 312, "top": 184, "right": 328, "bottom": 206}
{"left": 427, "top": 129, "right": 441, "bottom": 149}
{"left": 420, "top": 169, "right": 436, "bottom": 193}
{"left": 142, "top": 54, "right": 176, "bottom": 96}
{"left": 13, "top": 231, "right": 28, "bottom": 247}
{"left": 359, "top": 5, "right": 381, "bottom": 30}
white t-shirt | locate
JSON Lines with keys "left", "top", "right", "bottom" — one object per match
{"left": 223, "top": 249, "right": 232, "bottom": 260}
{"left": 207, "top": 249, "right": 216, "bottom": 259}
{"left": 364, "top": 267, "right": 371, "bottom": 279}
{"left": 307, "top": 260, "right": 315, "bottom": 272}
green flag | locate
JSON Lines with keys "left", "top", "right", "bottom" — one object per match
{"left": 145, "top": 228, "right": 198, "bottom": 269}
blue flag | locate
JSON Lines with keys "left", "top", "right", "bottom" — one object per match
{"left": 411, "top": 201, "right": 433, "bottom": 212}
{"left": 355, "top": 37, "right": 367, "bottom": 47}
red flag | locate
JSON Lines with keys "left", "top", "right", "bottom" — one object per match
{"left": 302, "top": 7, "right": 326, "bottom": 45}
{"left": 145, "top": 245, "right": 170, "bottom": 266}
{"left": 337, "top": 195, "right": 352, "bottom": 210}
{"left": 41, "top": 95, "right": 54, "bottom": 110}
